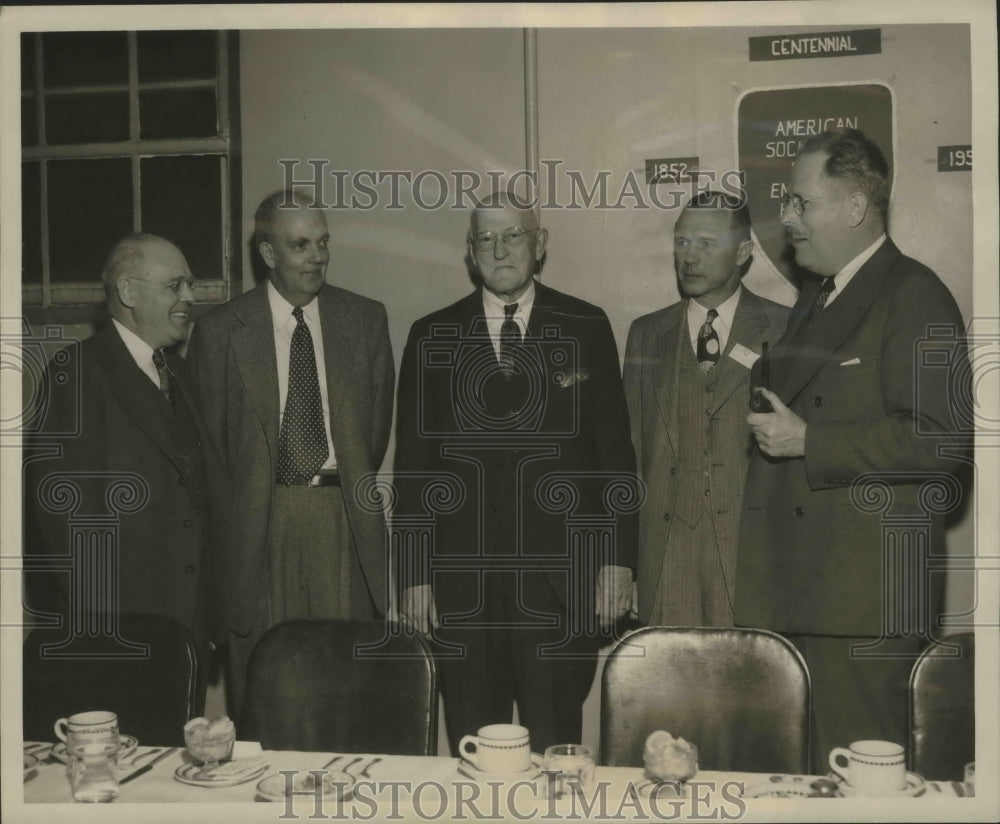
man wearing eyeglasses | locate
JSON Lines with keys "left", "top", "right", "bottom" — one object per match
{"left": 187, "top": 191, "right": 394, "bottom": 717}
{"left": 737, "top": 129, "right": 969, "bottom": 767}
{"left": 395, "top": 192, "right": 638, "bottom": 754}
{"left": 25, "top": 233, "right": 225, "bottom": 707}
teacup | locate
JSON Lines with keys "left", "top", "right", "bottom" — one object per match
{"left": 55, "top": 711, "right": 119, "bottom": 753}
{"left": 459, "top": 724, "right": 531, "bottom": 773}
{"left": 828, "top": 740, "right": 905, "bottom": 795}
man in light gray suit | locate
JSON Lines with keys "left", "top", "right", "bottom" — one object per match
{"left": 623, "top": 191, "right": 789, "bottom": 626}
{"left": 187, "top": 191, "right": 394, "bottom": 715}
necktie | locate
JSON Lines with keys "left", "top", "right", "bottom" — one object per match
{"left": 277, "top": 306, "right": 329, "bottom": 485}
{"left": 809, "top": 278, "right": 836, "bottom": 320}
{"left": 151, "top": 349, "right": 173, "bottom": 405}
{"left": 696, "top": 308, "right": 720, "bottom": 370}
{"left": 499, "top": 303, "right": 521, "bottom": 377}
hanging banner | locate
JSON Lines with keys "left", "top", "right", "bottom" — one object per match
{"left": 737, "top": 83, "right": 894, "bottom": 287}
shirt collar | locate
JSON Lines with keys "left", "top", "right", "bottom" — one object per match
{"left": 267, "top": 280, "right": 320, "bottom": 329}
{"left": 112, "top": 317, "right": 157, "bottom": 368}
{"left": 482, "top": 279, "right": 536, "bottom": 317}
{"left": 687, "top": 283, "right": 742, "bottom": 330}
{"left": 833, "top": 233, "right": 887, "bottom": 294}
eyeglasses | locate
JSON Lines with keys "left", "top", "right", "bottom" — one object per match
{"left": 468, "top": 226, "right": 537, "bottom": 252}
{"left": 780, "top": 193, "right": 826, "bottom": 216}
{"left": 127, "top": 275, "right": 195, "bottom": 296}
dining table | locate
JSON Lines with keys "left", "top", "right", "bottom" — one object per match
{"left": 19, "top": 740, "right": 978, "bottom": 823}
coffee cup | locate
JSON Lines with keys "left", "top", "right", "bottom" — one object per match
{"left": 459, "top": 724, "right": 531, "bottom": 773}
{"left": 828, "top": 740, "right": 905, "bottom": 795}
{"left": 54, "top": 711, "right": 119, "bottom": 752}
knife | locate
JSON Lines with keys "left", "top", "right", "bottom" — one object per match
{"left": 120, "top": 747, "right": 177, "bottom": 785}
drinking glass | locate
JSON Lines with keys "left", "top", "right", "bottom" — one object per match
{"left": 69, "top": 741, "right": 119, "bottom": 802}
{"left": 544, "top": 744, "right": 595, "bottom": 799}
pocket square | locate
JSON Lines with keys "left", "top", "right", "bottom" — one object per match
{"left": 840, "top": 357, "right": 861, "bottom": 366}
{"left": 555, "top": 369, "right": 589, "bottom": 388}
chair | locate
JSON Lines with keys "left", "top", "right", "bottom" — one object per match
{"left": 23, "top": 613, "right": 202, "bottom": 747}
{"left": 240, "top": 619, "right": 437, "bottom": 755}
{"left": 908, "top": 632, "right": 974, "bottom": 780}
{"left": 600, "top": 626, "right": 811, "bottom": 773}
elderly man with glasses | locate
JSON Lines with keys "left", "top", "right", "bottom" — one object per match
{"left": 25, "top": 233, "right": 226, "bottom": 708}
{"left": 394, "top": 192, "right": 639, "bottom": 754}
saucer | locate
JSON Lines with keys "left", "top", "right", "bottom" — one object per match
{"left": 23, "top": 753, "right": 39, "bottom": 778}
{"left": 52, "top": 734, "right": 138, "bottom": 764}
{"left": 174, "top": 758, "right": 269, "bottom": 787}
{"left": 457, "top": 753, "right": 545, "bottom": 783}
{"left": 257, "top": 769, "right": 357, "bottom": 802}
{"left": 743, "top": 775, "right": 838, "bottom": 799}
{"left": 831, "top": 771, "right": 926, "bottom": 798}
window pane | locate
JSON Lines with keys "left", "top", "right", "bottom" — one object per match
{"left": 22, "top": 33, "right": 35, "bottom": 91}
{"left": 22, "top": 95, "right": 38, "bottom": 146}
{"left": 45, "top": 92, "right": 129, "bottom": 145}
{"left": 48, "top": 158, "right": 132, "bottom": 284}
{"left": 141, "top": 155, "right": 222, "bottom": 280}
{"left": 42, "top": 32, "right": 128, "bottom": 88}
{"left": 137, "top": 31, "right": 217, "bottom": 82}
{"left": 22, "top": 162, "right": 42, "bottom": 284}
{"left": 139, "top": 88, "right": 217, "bottom": 139}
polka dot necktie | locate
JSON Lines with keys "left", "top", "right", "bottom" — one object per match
{"left": 277, "top": 306, "right": 329, "bottom": 485}
{"left": 809, "top": 277, "right": 836, "bottom": 320}
{"left": 697, "top": 308, "right": 720, "bottom": 370}
{"left": 151, "top": 348, "right": 173, "bottom": 405}
{"left": 499, "top": 302, "right": 521, "bottom": 377}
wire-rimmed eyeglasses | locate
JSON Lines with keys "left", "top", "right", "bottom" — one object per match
{"left": 468, "top": 226, "right": 538, "bottom": 253}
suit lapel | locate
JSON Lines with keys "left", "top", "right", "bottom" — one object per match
{"left": 711, "top": 289, "right": 769, "bottom": 412}
{"left": 318, "top": 288, "right": 354, "bottom": 422}
{"left": 231, "top": 283, "right": 280, "bottom": 461}
{"left": 652, "top": 306, "right": 685, "bottom": 461}
{"left": 97, "top": 324, "right": 183, "bottom": 473}
{"left": 774, "top": 239, "right": 899, "bottom": 404}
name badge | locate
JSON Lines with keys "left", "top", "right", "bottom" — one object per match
{"left": 728, "top": 343, "right": 760, "bottom": 370}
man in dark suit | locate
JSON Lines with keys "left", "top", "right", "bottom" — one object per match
{"left": 737, "top": 129, "right": 969, "bottom": 767}
{"left": 624, "top": 192, "right": 789, "bottom": 626}
{"left": 187, "top": 191, "right": 394, "bottom": 716}
{"left": 395, "top": 193, "right": 638, "bottom": 754}
{"left": 25, "top": 233, "right": 224, "bottom": 703}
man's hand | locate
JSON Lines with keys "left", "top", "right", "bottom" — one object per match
{"left": 596, "top": 565, "right": 633, "bottom": 627}
{"left": 747, "top": 388, "right": 807, "bottom": 457}
{"left": 400, "top": 584, "right": 440, "bottom": 637}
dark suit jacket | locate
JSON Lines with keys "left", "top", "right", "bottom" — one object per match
{"left": 25, "top": 321, "right": 226, "bottom": 648}
{"left": 394, "top": 281, "right": 639, "bottom": 622}
{"left": 736, "top": 239, "right": 969, "bottom": 636}
{"left": 624, "top": 287, "right": 789, "bottom": 624}
{"left": 186, "top": 282, "right": 394, "bottom": 636}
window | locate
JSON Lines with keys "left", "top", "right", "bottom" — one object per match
{"left": 21, "top": 31, "right": 240, "bottom": 318}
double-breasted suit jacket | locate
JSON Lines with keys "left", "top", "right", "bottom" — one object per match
{"left": 736, "top": 239, "right": 969, "bottom": 637}
{"left": 623, "top": 287, "right": 789, "bottom": 624}
{"left": 186, "top": 282, "right": 394, "bottom": 638}
{"left": 394, "top": 281, "right": 639, "bottom": 624}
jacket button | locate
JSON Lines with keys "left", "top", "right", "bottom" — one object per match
{"left": 793, "top": 507, "right": 804, "bottom": 517}
{"left": 663, "top": 513, "right": 671, "bottom": 522}
{"left": 813, "top": 396, "right": 823, "bottom": 407}
{"left": 670, "top": 467, "right": 677, "bottom": 476}
{"left": 177, "top": 476, "right": 187, "bottom": 486}
{"left": 183, "top": 519, "right": 192, "bottom": 528}
{"left": 704, "top": 490, "right": 710, "bottom": 497}
{"left": 705, "top": 385, "right": 714, "bottom": 393}
{"left": 488, "top": 504, "right": 497, "bottom": 513}
{"left": 184, "top": 565, "right": 195, "bottom": 574}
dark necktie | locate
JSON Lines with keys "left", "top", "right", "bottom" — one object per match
{"left": 696, "top": 308, "right": 720, "bottom": 370}
{"left": 151, "top": 348, "right": 173, "bottom": 405}
{"left": 809, "top": 278, "right": 836, "bottom": 320}
{"left": 499, "top": 302, "right": 521, "bottom": 377}
{"left": 277, "top": 306, "right": 329, "bottom": 485}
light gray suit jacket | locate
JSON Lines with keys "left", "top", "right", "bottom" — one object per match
{"left": 623, "top": 287, "right": 789, "bottom": 624}
{"left": 187, "top": 281, "right": 394, "bottom": 636}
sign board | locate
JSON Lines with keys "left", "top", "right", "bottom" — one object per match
{"left": 737, "top": 84, "right": 894, "bottom": 286}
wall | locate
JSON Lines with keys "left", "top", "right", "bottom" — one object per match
{"left": 239, "top": 24, "right": 974, "bottom": 754}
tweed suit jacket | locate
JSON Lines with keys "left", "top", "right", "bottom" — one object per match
{"left": 736, "top": 239, "right": 969, "bottom": 637}
{"left": 394, "top": 281, "right": 639, "bottom": 622}
{"left": 186, "top": 281, "right": 394, "bottom": 636}
{"left": 623, "top": 287, "right": 790, "bottom": 624}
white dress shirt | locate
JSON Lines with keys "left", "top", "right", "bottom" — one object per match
{"left": 112, "top": 318, "right": 161, "bottom": 389}
{"left": 483, "top": 280, "right": 536, "bottom": 360}
{"left": 268, "top": 281, "right": 337, "bottom": 469}
{"left": 824, "top": 233, "right": 887, "bottom": 308}
{"left": 686, "top": 285, "right": 742, "bottom": 356}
